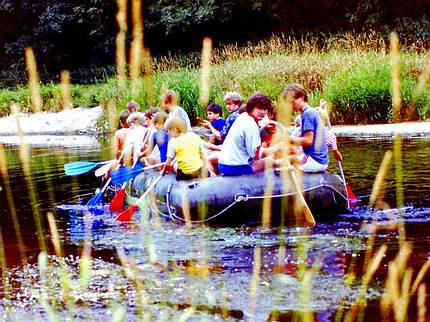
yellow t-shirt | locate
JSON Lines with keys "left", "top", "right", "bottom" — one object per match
{"left": 167, "top": 132, "right": 204, "bottom": 174}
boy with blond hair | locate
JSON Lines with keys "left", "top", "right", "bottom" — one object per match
{"left": 161, "top": 117, "right": 220, "bottom": 180}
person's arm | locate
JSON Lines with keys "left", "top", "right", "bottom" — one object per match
{"left": 201, "top": 120, "right": 222, "bottom": 139}
{"left": 289, "top": 131, "right": 314, "bottom": 148}
{"left": 160, "top": 156, "right": 174, "bottom": 175}
{"left": 202, "top": 141, "right": 221, "bottom": 151}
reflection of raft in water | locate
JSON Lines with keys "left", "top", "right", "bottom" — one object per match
{"left": 132, "top": 169, "right": 349, "bottom": 226}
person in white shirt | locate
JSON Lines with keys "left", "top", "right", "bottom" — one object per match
{"left": 218, "top": 93, "right": 279, "bottom": 176}
{"left": 123, "top": 112, "right": 149, "bottom": 165}
{"left": 161, "top": 89, "right": 192, "bottom": 132}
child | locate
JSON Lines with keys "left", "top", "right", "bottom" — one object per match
{"left": 113, "top": 110, "right": 130, "bottom": 159}
{"left": 161, "top": 89, "right": 192, "bottom": 132}
{"left": 201, "top": 103, "right": 225, "bottom": 145}
{"left": 161, "top": 117, "right": 220, "bottom": 181}
{"left": 317, "top": 100, "right": 343, "bottom": 161}
{"left": 139, "top": 111, "right": 169, "bottom": 164}
{"left": 123, "top": 112, "right": 149, "bottom": 165}
{"left": 126, "top": 101, "right": 140, "bottom": 113}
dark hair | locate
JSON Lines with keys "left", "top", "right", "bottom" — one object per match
{"left": 153, "top": 111, "right": 168, "bottom": 125}
{"left": 207, "top": 103, "right": 222, "bottom": 117}
{"left": 283, "top": 84, "right": 308, "bottom": 102}
{"left": 118, "top": 110, "right": 130, "bottom": 129}
{"left": 144, "top": 107, "right": 160, "bottom": 119}
{"left": 161, "top": 89, "right": 178, "bottom": 105}
{"left": 126, "top": 101, "right": 139, "bottom": 113}
{"left": 245, "top": 93, "right": 273, "bottom": 113}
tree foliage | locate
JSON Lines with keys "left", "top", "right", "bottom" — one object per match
{"left": 0, "top": 0, "right": 429, "bottom": 85}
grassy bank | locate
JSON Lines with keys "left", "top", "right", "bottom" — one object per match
{"left": 0, "top": 33, "right": 429, "bottom": 125}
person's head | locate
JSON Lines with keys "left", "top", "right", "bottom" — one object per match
{"left": 144, "top": 107, "right": 160, "bottom": 126}
{"left": 294, "top": 114, "right": 301, "bottom": 127}
{"left": 152, "top": 111, "right": 168, "bottom": 131}
{"left": 207, "top": 103, "right": 222, "bottom": 121}
{"left": 223, "top": 91, "right": 242, "bottom": 113}
{"left": 126, "top": 112, "right": 145, "bottom": 128}
{"left": 118, "top": 110, "right": 130, "bottom": 129}
{"left": 164, "top": 117, "right": 187, "bottom": 137}
{"left": 283, "top": 84, "right": 308, "bottom": 112}
{"left": 160, "top": 90, "right": 178, "bottom": 112}
{"left": 245, "top": 93, "right": 273, "bottom": 121}
{"left": 126, "top": 101, "right": 140, "bottom": 113}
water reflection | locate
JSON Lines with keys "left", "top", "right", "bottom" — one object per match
{"left": 1, "top": 136, "right": 430, "bottom": 321}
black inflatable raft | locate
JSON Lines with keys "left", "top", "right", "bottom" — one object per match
{"left": 131, "top": 168, "right": 348, "bottom": 226}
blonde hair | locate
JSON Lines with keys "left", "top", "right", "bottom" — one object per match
{"left": 164, "top": 117, "right": 187, "bottom": 134}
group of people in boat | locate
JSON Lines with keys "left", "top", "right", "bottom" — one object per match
{"left": 112, "top": 83, "right": 343, "bottom": 182}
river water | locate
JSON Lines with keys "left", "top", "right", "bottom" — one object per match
{"left": 0, "top": 135, "right": 429, "bottom": 321}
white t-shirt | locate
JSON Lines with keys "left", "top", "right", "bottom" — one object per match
{"left": 218, "top": 112, "right": 261, "bottom": 166}
{"left": 124, "top": 125, "right": 148, "bottom": 163}
{"left": 167, "top": 106, "right": 192, "bottom": 132}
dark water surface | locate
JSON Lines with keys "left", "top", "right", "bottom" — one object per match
{"left": 0, "top": 136, "right": 429, "bottom": 321}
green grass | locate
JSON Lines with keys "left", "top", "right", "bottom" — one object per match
{"left": 1, "top": 33, "right": 429, "bottom": 124}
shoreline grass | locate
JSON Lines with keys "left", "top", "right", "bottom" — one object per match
{"left": 1, "top": 33, "right": 429, "bottom": 125}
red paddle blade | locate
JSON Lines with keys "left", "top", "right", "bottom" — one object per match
{"left": 115, "top": 204, "right": 138, "bottom": 221}
{"left": 346, "top": 183, "right": 359, "bottom": 206}
{"left": 109, "top": 188, "right": 126, "bottom": 213}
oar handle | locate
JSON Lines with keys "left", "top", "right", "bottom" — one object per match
{"left": 337, "top": 160, "right": 350, "bottom": 208}
{"left": 135, "top": 175, "right": 163, "bottom": 208}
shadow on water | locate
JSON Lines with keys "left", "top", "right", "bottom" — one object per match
{"left": 1, "top": 136, "right": 430, "bottom": 321}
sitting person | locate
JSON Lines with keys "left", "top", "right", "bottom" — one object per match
{"left": 316, "top": 99, "right": 343, "bottom": 161}
{"left": 218, "top": 93, "right": 280, "bottom": 176}
{"left": 161, "top": 89, "right": 192, "bottom": 132}
{"left": 113, "top": 110, "right": 130, "bottom": 159}
{"left": 123, "top": 112, "right": 149, "bottom": 166}
{"left": 200, "top": 103, "right": 225, "bottom": 145}
{"left": 161, "top": 117, "right": 220, "bottom": 181}
{"left": 283, "top": 84, "right": 329, "bottom": 173}
{"left": 126, "top": 101, "right": 140, "bottom": 113}
{"left": 143, "top": 107, "right": 160, "bottom": 128}
{"left": 139, "top": 111, "right": 169, "bottom": 164}
{"left": 218, "top": 91, "right": 242, "bottom": 142}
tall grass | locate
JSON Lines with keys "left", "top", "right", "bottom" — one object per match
{"left": 1, "top": 33, "right": 429, "bottom": 124}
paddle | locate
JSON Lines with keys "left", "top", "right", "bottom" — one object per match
{"left": 64, "top": 160, "right": 111, "bottom": 176}
{"left": 86, "top": 177, "right": 111, "bottom": 206}
{"left": 320, "top": 99, "right": 357, "bottom": 207}
{"left": 284, "top": 158, "right": 316, "bottom": 227}
{"left": 110, "top": 162, "right": 164, "bottom": 185}
{"left": 115, "top": 175, "right": 163, "bottom": 221}
{"left": 108, "top": 126, "right": 155, "bottom": 212}
{"left": 95, "top": 161, "right": 117, "bottom": 177}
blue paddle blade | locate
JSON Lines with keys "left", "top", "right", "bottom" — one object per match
{"left": 86, "top": 191, "right": 104, "bottom": 206}
{"left": 86, "top": 178, "right": 112, "bottom": 206}
{"left": 110, "top": 163, "right": 144, "bottom": 185}
{"left": 64, "top": 161, "right": 103, "bottom": 176}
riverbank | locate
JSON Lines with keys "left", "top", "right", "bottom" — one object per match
{"left": 0, "top": 106, "right": 429, "bottom": 144}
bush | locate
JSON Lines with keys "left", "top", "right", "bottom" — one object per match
{"left": 323, "top": 53, "right": 430, "bottom": 124}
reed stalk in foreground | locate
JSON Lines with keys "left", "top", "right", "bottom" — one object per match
{"left": 115, "top": 0, "right": 127, "bottom": 94}
{"left": 0, "top": 143, "right": 27, "bottom": 265}
{"left": 25, "top": 47, "right": 42, "bottom": 113}
{"left": 390, "top": 33, "right": 401, "bottom": 123}
{"left": 12, "top": 103, "right": 47, "bottom": 251}
{"left": 60, "top": 70, "right": 72, "bottom": 110}
{"left": 130, "top": 0, "right": 143, "bottom": 101}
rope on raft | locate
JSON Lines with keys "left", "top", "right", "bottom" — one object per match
{"left": 161, "top": 183, "right": 348, "bottom": 224}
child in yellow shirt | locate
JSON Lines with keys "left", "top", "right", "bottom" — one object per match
{"left": 161, "top": 117, "right": 220, "bottom": 180}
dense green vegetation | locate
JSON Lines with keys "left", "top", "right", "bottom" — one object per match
{"left": 0, "top": 34, "right": 429, "bottom": 125}
{"left": 0, "top": 0, "right": 429, "bottom": 86}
